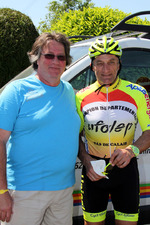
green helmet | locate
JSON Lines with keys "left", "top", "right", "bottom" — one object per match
{"left": 88, "top": 36, "right": 122, "bottom": 59}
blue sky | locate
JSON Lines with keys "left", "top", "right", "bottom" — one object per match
{"left": 0, "top": 0, "right": 150, "bottom": 28}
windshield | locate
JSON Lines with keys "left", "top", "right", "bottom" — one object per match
{"left": 70, "top": 46, "right": 89, "bottom": 63}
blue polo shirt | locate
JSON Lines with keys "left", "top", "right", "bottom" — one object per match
{"left": 0, "top": 75, "right": 81, "bottom": 190}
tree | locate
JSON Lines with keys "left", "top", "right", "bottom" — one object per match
{"left": 38, "top": 0, "right": 94, "bottom": 33}
{"left": 0, "top": 8, "right": 39, "bottom": 87}
{"left": 39, "top": 6, "right": 150, "bottom": 42}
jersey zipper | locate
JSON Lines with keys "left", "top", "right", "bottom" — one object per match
{"left": 106, "top": 87, "right": 112, "bottom": 157}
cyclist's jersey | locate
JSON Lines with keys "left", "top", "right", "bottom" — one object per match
{"left": 76, "top": 77, "right": 150, "bottom": 158}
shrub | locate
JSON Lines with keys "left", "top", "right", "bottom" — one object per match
{"left": 0, "top": 8, "right": 39, "bottom": 87}
{"left": 48, "top": 7, "right": 150, "bottom": 42}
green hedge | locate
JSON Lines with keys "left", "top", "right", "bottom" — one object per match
{"left": 48, "top": 7, "right": 150, "bottom": 41}
{"left": 0, "top": 8, "right": 39, "bottom": 87}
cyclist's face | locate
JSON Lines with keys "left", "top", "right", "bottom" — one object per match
{"left": 93, "top": 54, "right": 120, "bottom": 86}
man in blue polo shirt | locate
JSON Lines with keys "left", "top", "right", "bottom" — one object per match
{"left": 0, "top": 32, "right": 81, "bottom": 225}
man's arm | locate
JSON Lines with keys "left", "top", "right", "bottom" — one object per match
{"left": 0, "top": 128, "right": 13, "bottom": 222}
{"left": 110, "top": 130, "right": 150, "bottom": 168}
{"left": 78, "top": 132, "right": 106, "bottom": 181}
{"left": 133, "top": 130, "right": 150, "bottom": 152}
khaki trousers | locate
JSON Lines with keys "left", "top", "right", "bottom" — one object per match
{"left": 1, "top": 187, "right": 74, "bottom": 225}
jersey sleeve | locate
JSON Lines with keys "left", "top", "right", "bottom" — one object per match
{"left": 76, "top": 94, "right": 84, "bottom": 132}
{"left": 137, "top": 90, "right": 150, "bottom": 131}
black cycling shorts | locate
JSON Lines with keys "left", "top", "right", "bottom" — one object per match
{"left": 81, "top": 156, "right": 140, "bottom": 222}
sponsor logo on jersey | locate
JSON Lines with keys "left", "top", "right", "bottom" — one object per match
{"left": 94, "top": 141, "right": 127, "bottom": 146}
{"left": 84, "top": 105, "right": 137, "bottom": 120}
{"left": 145, "top": 93, "right": 150, "bottom": 119}
{"left": 126, "top": 84, "right": 146, "bottom": 94}
{"left": 88, "top": 120, "right": 133, "bottom": 137}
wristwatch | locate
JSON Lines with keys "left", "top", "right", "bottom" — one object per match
{"left": 128, "top": 145, "right": 140, "bottom": 157}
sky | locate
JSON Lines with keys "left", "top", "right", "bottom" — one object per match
{"left": 0, "top": 0, "right": 150, "bottom": 28}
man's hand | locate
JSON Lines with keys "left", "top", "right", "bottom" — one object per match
{"left": 110, "top": 148, "right": 135, "bottom": 168}
{"left": 79, "top": 132, "right": 107, "bottom": 181}
{"left": 0, "top": 191, "right": 13, "bottom": 222}
{"left": 84, "top": 155, "right": 107, "bottom": 181}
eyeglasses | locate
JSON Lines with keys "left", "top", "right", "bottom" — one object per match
{"left": 102, "top": 163, "right": 113, "bottom": 176}
{"left": 41, "top": 53, "right": 66, "bottom": 61}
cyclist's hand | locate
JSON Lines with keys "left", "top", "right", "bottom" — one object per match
{"left": 84, "top": 155, "right": 106, "bottom": 181}
{"left": 110, "top": 148, "right": 134, "bottom": 168}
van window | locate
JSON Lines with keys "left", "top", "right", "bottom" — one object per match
{"left": 120, "top": 49, "right": 150, "bottom": 95}
{"left": 70, "top": 46, "right": 89, "bottom": 63}
{"left": 70, "top": 67, "right": 95, "bottom": 91}
{"left": 70, "top": 49, "right": 150, "bottom": 96}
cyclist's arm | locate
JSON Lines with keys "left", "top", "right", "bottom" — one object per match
{"left": 133, "top": 130, "right": 150, "bottom": 153}
{"left": 110, "top": 130, "right": 150, "bottom": 168}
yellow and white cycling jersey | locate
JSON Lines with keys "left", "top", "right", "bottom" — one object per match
{"left": 76, "top": 77, "right": 150, "bottom": 158}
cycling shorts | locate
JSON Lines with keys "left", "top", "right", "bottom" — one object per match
{"left": 81, "top": 156, "right": 140, "bottom": 223}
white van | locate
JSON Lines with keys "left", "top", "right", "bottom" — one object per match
{"left": 1, "top": 10, "right": 150, "bottom": 225}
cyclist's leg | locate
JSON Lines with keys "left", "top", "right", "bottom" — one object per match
{"left": 81, "top": 166, "right": 109, "bottom": 225}
{"left": 84, "top": 221, "right": 105, "bottom": 225}
{"left": 115, "top": 220, "right": 137, "bottom": 225}
{"left": 111, "top": 158, "right": 139, "bottom": 225}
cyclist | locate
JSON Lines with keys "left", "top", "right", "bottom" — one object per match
{"left": 76, "top": 35, "right": 150, "bottom": 225}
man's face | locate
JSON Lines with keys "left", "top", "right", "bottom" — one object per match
{"left": 37, "top": 40, "right": 66, "bottom": 86}
{"left": 92, "top": 54, "right": 120, "bottom": 86}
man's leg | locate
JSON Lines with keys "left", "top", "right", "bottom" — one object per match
{"left": 111, "top": 158, "right": 139, "bottom": 225}
{"left": 115, "top": 220, "right": 137, "bottom": 225}
{"left": 84, "top": 221, "right": 105, "bottom": 225}
{"left": 1, "top": 190, "right": 51, "bottom": 225}
{"left": 81, "top": 165, "right": 109, "bottom": 225}
{"left": 42, "top": 187, "right": 74, "bottom": 225}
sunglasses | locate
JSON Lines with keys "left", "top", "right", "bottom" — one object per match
{"left": 41, "top": 53, "right": 66, "bottom": 61}
{"left": 102, "top": 163, "right": 113, "bottom": 176}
